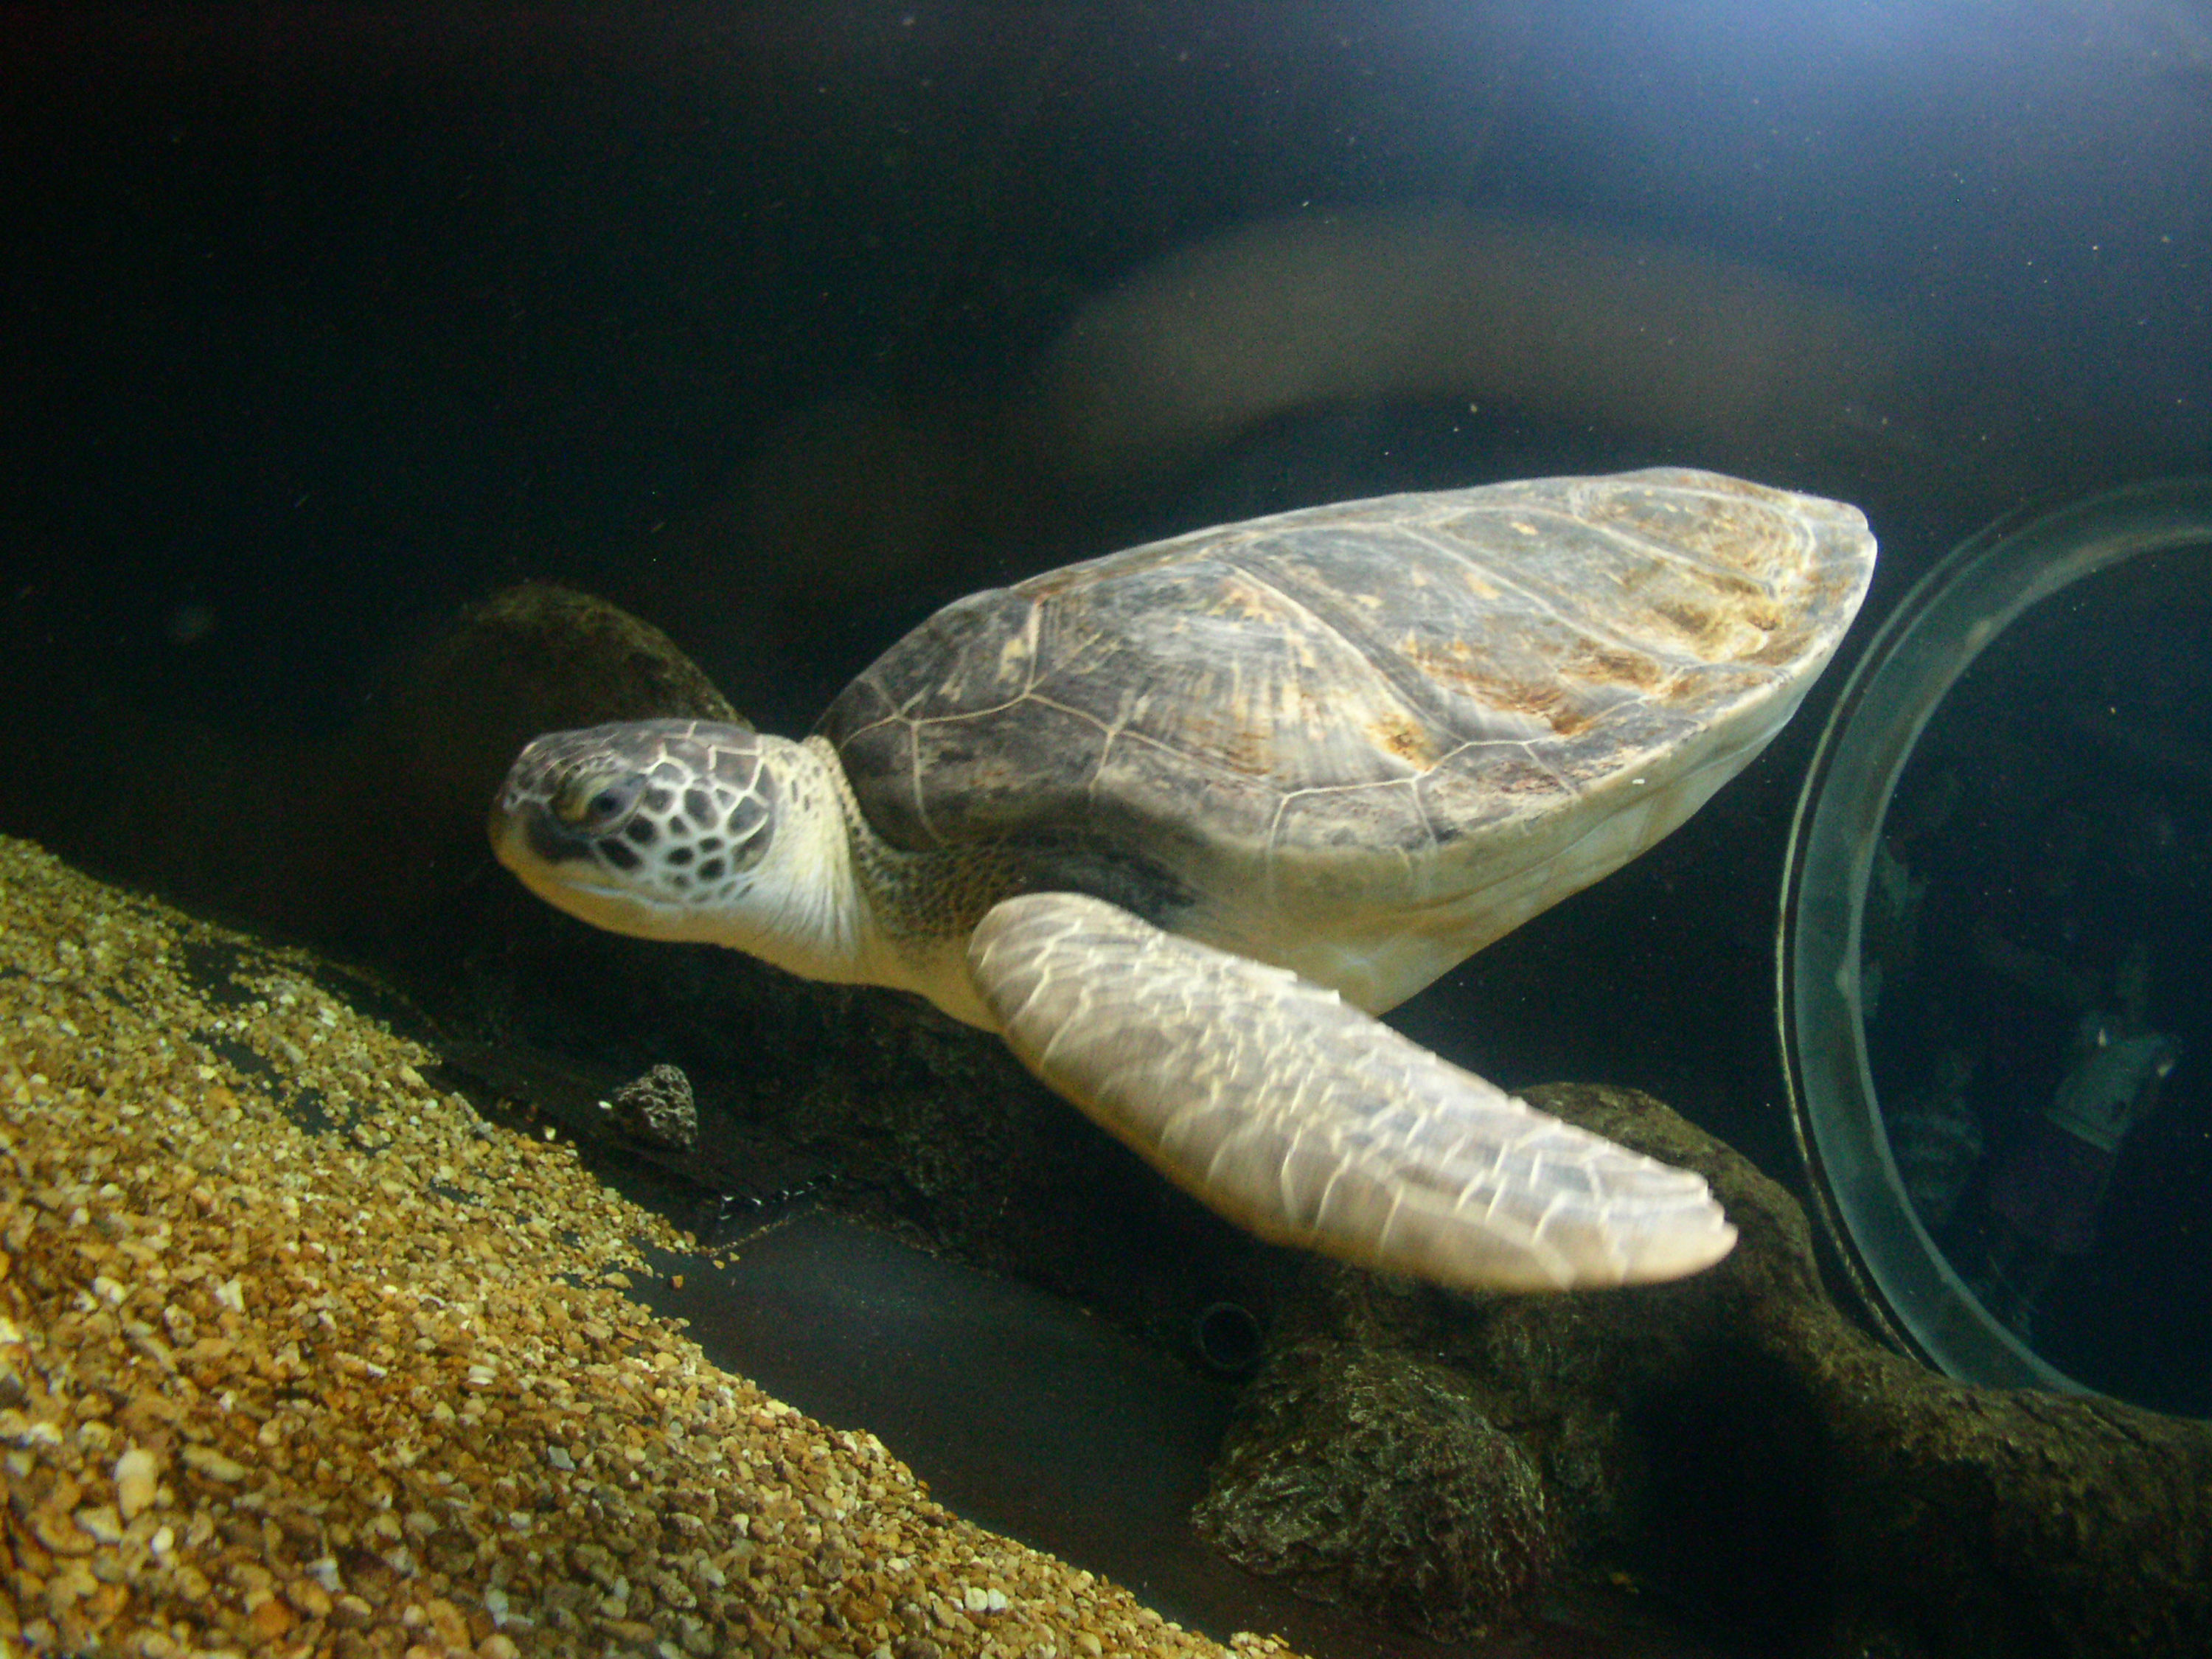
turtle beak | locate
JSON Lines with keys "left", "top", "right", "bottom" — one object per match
{"left": 488, "top": 795, "right": 583, "bottom": 880}
{"left": 518, "top": 802, "right": 599, "bottom": 870}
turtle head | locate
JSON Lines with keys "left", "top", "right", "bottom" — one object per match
{"left": 490, "top": 720, "right": 867, "bottom": 975}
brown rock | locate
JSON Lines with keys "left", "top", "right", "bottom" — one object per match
{"left": 250, "top": 1594, "right": 297, "bottom": 1641}
{"left": 286, "top": 1577, "right": 335, "bottom": 1619}
{"left": 31, "top": 1506, "right": 97, "bottom": 1557}
{"left": 422, "top": 1596, "right": 470, "bottom": 1648}
{"left": 113, "top": 1446, "right": 160, "bottom": 1520}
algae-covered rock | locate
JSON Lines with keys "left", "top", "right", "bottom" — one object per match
{"left": 1198, "top": 1082, "right": 2212, "bottom": 1657}
{"left": 0, "top": 580, "right": 737, "bottom": 970}
{"left": 1194, "top": 1298, "right": 1565, "bottom": 1644}
{"left": 306, "top": 580, "right": 745, "bottom": 964}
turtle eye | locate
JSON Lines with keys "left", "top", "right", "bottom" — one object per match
{"left": 558, "top": 773, "right": 645, "bottom": 833}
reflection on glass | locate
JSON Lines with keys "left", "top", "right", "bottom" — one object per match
{"left": 1857, "top": 549, "right": 2211, "bottom": 1413}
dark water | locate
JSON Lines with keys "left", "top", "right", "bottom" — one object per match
{"left": 4, "top": 0, "right": 2210, "bottom": 1644}
{"left": 8, "top": 0, "right": 2208, "bottom": 1158}
{"left": 1867, "top": 543, "right": 2212, "bottom": 1413}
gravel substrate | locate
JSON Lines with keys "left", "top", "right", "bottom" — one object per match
{"left": 0, "top": 835, "right": 1300, "bottom": 1659}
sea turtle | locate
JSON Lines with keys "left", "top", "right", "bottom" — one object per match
{"left": 490, "top": 467, "right": 1874, "bottom": 1292}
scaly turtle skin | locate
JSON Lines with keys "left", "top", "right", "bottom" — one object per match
{"left": 491, "top": 467, "right": 1875, "bottom": 1291}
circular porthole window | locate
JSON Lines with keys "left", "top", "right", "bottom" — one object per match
{"left": 1778, "top": 478, "right": 2212, "bottom": 1416}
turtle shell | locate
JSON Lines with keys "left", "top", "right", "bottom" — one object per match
{"left": 818, "top": 467, "right": 1874, "bottom": 1002}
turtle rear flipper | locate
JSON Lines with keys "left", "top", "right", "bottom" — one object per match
{"left": 967, "top": 892, "right": 1736, "bottom": 1293}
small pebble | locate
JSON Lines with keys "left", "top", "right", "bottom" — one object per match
{"left": 179, "top": 1442, "right": 248, "bottom": 1483}
{"left": 608, "top": 1062, "right": 699, "bottom": 1150}
{"left": 113, "top": 1445, "right": 159, "bottom": 1520}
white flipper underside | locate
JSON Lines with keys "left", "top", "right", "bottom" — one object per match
{"left": 967, "top": 892, "right": 1736, "bottom": 1292}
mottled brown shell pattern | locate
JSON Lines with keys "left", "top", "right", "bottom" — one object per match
{"left": 827, "top": 467, "right": 1865, "bottom": 843}
{"left": 820, "top": 468, "right": 1873, "bottom": 1007}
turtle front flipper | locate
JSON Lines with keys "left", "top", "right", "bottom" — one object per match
{"left": 967, "top": 892, "right": 1736, "bottom": 1292}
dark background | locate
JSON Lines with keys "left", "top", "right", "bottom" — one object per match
{"left": 4, "top": 0, "right": 2209, "bottom": 1182}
